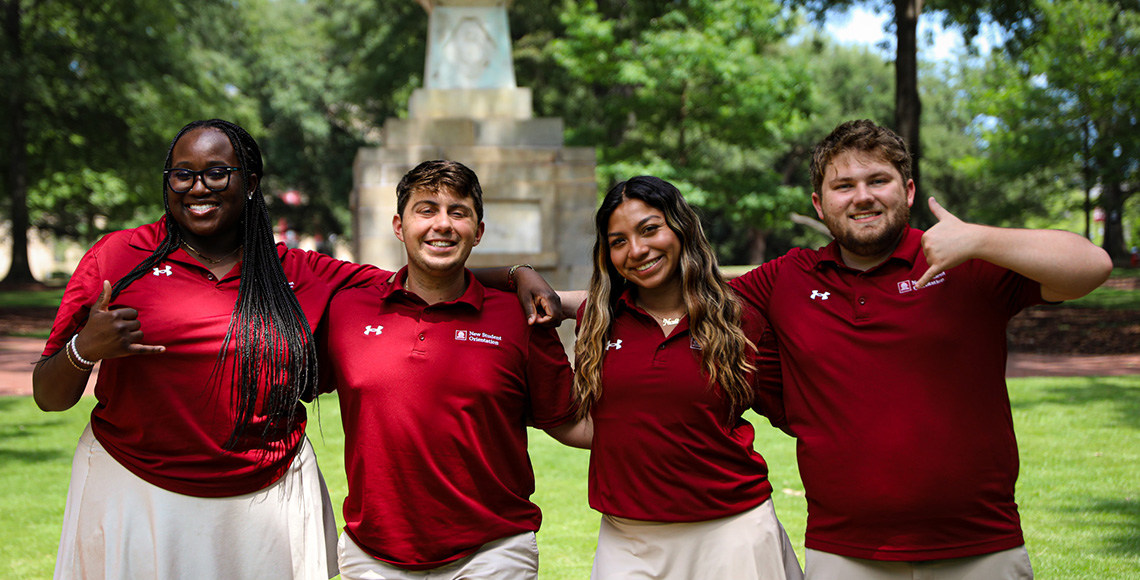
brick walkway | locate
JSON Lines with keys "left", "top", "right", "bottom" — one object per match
{"left": 3, "top": 335, "right": 1138, "bottom": 397}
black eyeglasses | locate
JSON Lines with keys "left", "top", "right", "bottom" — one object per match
{"left": 163, "top": 166, "right": 242, "bottom": 193}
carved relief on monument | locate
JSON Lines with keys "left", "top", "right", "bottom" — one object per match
{"left": 419, "top": 0, "right": 517, "bottom": 90}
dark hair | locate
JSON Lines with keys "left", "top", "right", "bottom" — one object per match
{"left": 396, "top": 160, "right": 484, "bottom": 222}
{"left": 110, "top": 119, "right": 317, "bottom": 453}
{"left": 810, "top": 119, "right": 912, "bottom": 193}
{"left": 573, "top": 176, "right": 756, "bottom": 422}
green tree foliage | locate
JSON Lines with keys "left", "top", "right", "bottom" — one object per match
{"left": 979, "top": 0, "right": 1139, "bottom": 262}
{"left": 0, "top": 0, "right": 260, "bottom": 285}
{"left": 530, "top": 0, "right": 820, "bottom": 263}
{"left": 784, "top": 0, "right": 1039, "bottom": 227}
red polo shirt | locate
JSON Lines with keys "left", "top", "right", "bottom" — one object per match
{"left": 729, "top": 227, "right": 1044, "bottom": 561}
{"left": 320, "top": 267, "right": 576, "bottom": 570}
{"left": 43, "top": 220, "right": 382, "bottom": 497}
{"left": 580, "top": 288, "right": 784, "bottom": 522}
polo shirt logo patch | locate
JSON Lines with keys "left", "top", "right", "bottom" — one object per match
{"left": 898, "top": 272, "right": 946, "bottom": 293}
{"left": 457, "top": 330, "right": 502, "bottom": 346}
{"left": 810, "top": 290, "right": 830, "bottom": 300}
{"left": 363, "top": 325, "right": 384, "bottom": 336}
{"left": 152, "top": 265, "right": 172, "bottom": 277}
{"left": 606, "top": 339, "right": 623, "bottom": 351}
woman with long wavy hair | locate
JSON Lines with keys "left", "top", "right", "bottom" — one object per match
{"left": 572, "top": 176, "right": 802, "bottom": 579}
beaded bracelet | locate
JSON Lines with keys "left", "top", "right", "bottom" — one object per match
{"left": 68, "top": 334, "right": 97, "bottom": 368}
{"left": 506, "top": 264, "right": 534, "bottom": 291}
{"left": 63, "top": 338, "right": 93, "bottom": 372}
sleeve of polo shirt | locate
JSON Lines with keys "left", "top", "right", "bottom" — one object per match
{"left": 302, "top": 249, "right": 388, "bottom": 292}
{"left": 524, "top": 326, "right": 577, "bottom": 428}
{"left": 42, "top": 235, "right": 113, "bottom": 357}
{"left": 744, "top": 307, "right": 791, "bottom": 435}
{"left": 313, "top": 307, "right": 339, "bottom": 396}
{"left": 727, "top": 257, "right": 783, "bottom": 315}
{"left": 976, "top": 260, "right": 1049, "bottom": 315}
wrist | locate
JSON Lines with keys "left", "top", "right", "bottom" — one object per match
{"left": 69, "top": 334, "right": 98, "bottom": 367}
{"left": 65, "top": 335, "right": 95, "bottom": 372}
{"left": 507, "top": 264, "right": 533, "bottom": 291}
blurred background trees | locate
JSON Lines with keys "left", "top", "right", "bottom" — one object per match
{"left": 2, "top": 0, "right": 1137, "bottom": 286}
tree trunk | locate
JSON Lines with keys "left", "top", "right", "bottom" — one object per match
{"left": 1100, "top": 178, "right": 1129, "bottom": 266}
{"left": 894, "top": 0, "right": 927, "bottom": 227}
{"left": 2, "top": 0, "right": 38, "bottom": 287}
{"left": 746, "top": 228, "right": 768, "bottom": 265}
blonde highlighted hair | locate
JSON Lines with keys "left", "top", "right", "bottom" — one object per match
{"left": 573, "top": 176, "right": 756, "bottom": 422}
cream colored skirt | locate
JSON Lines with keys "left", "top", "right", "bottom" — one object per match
{"left": 53, "top": 423, "right": 338, "bottom": 580}
{"left": 592, "top": 499, "right": 803, "bottom": 580}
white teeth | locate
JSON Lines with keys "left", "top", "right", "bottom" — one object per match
{"left": 635, "top": 257, "right": 661, "bottom": 272}
{"left": 851, "top": 212, "right": 879, "bottom": 220}
{"left": 427, "top": 240, "right": 455, "bottom": 247}
{"left": 188, "top": 204, "right": 218, "bottom": 212}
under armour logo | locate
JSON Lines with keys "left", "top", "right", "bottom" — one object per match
{"left": 810, "top": 290, "right": 830, "bottom": 300}
{"left": 152, "top": 266, "right": 172, "bottom": 277}
{"left": 606, "top": 339, "right": 623, "bottom": 351}
{"left": 363, "top": 325, "right": 383, "bottom": 336}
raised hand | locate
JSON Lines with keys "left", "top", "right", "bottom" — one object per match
{"left": 75, "top": 280, "right": 166, "bottom": 361}
{"left": 916, "top": 197, "right": 981, "bottom": 288}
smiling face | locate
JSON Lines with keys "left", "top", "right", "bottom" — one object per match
{"left": 812, "top": 150, "right": 915, "bottom": 270}
{"left": 166, "top": 127, "right": 255, "bottom": 251}
{"left": 393, "top": 186, "right": 484, "bottom": 281}
{"left": 606, "top": 197, "right": 683, "bottom": 294}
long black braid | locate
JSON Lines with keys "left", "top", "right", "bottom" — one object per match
{"left": 110, "top": 119, "right": 317, "bottom": 453}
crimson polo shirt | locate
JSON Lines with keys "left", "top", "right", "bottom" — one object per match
{"left": 580, "top": 288, "right": 784, "bottom": 522}
{"left": 43, "top": 220, "right": 382, "bottom": 497}
{"left": 729, "top": 227, "right": 1045, "bottom": 561}
{"left": 319, "top": 267, "right": 577, "bottom": 570}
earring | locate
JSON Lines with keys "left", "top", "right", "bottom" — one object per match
{"left": 248, "top": 191, "right": 254, "bottom": 200}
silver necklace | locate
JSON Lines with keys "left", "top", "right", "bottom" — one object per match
{"left": 639, "top": 302, "right": 686, "bottom": 326}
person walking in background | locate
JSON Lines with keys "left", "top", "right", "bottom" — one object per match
{"left": 728, "top": 119, "right": 1113, "bottom": 579}
{"left": 570, "top": 176, "right": 802, "bottom": 579}
{"left": 320, "top": 160, "right": 589, "bottom": 580}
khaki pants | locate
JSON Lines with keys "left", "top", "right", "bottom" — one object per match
{"left": 805, "top": 545, "right": 1033, "bottom": 580}
{"left": 337, "top": 531, "right": 539, "bottom": 580}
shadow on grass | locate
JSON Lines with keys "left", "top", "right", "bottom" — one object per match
{"left": 1065, "top": 496, "right": 1140, "bottom": 557}
{"left": 0, "top": 398, "right": 75, "bottom": 464}
{"left": 1011, "top": 377, "right": 1140, "bottom": 430}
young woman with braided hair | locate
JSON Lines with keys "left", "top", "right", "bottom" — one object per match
{"left": 568, "top": 176, "right": 803, "bottom": 579}
{"left": 31, "top": 119, "right": 367, "bottom": 579}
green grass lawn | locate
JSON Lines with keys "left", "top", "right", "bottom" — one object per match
{"left": 2, "top": 377, "right": 1138, "bottom": 578}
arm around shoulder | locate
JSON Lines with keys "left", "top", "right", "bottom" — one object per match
{"left": 544, "top": 415, "right": 593, "bottom": 449}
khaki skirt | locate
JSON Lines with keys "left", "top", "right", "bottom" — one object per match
{"left": 592, "top": 498, "right": 803, "bottom": 580}
{"left": 53, "top": 423, "right": 338, "bottom": 580}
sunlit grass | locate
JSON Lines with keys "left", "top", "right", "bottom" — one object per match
{"left": 2, "top": 377, "right": 1138, "bottom": 578}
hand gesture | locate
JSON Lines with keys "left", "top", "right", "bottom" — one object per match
{"left": 75, "top": 280, "right": 166, "bottom": 361}
{"left": 916, "top": 197, "right": 981, "bottom": 288}
{"left": 514, "top": 267, "right": 563, "bottom": 327}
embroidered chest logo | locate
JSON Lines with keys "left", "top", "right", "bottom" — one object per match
{"left": 363, "top": 325, "right": 383, "bottom": 336}
{"left": 810, "top": 290, "right": 830, "bottom": 300}
{"left": 456, "top": 330, "right": 502, "bottom": 346}
{"left": 606, "top": 339, "right": 623, "bottom": 351}
{"left": 897, "top": 272, "right": 946, "bottom": 293}
{"left": 152, "top": 265, "right": 172, "bottom": 277}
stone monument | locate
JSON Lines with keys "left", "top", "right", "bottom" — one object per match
{"left": 352, "top": 0, "right": 597, "bottom": 293}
